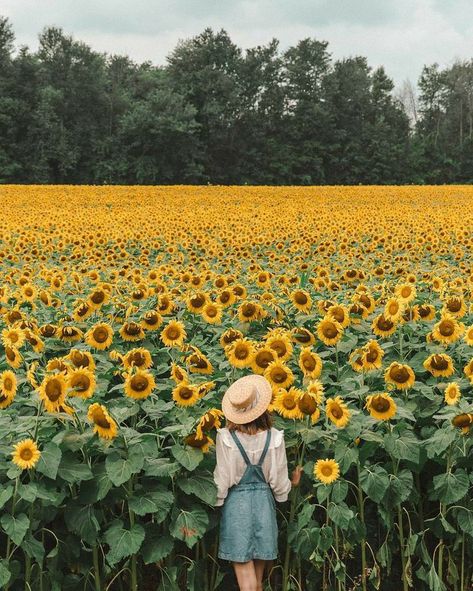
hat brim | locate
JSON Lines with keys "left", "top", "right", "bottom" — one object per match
{"left": 222, "top": 374, "right": 273, "bottom": 424}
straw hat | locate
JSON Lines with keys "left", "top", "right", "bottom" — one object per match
{"left": 222, "top": 374, "right": 273, "bottom": 424}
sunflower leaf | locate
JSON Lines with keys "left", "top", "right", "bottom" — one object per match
{"left": 360, "top": 465, "right": 390, "bottom": 503}
{"left": 1, "top": 513, "right": 30, "bottom": 546}
{"left": 176, "top": 471, "right": 217, "bottom": 506}
{"left": 142, "top": 524, "right": 174, "bottom": 565}
{"left": 169, "top": 506, "right": 209, "bottom": 548}
{"left": 432, "top": 470, "right": 470, "bottom": 505}
{"left": 0, "top": 559, "right": 11, "bottom": 587}
{"left": 128, "top": 488, "right": 173, "bottom": 519}
{"left": 171, "top": 444, "right": 203, "bottom": 472}
{"left": 36, "top": 442, "right": 62, "bottom": 480}
{"left": 104, "top": 520, "right": 145, "bottom": 565}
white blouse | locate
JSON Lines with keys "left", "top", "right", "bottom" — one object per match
{"left": 213, "top": 427, "right": 292, "bottom": 507}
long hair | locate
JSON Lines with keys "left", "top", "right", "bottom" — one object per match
{"left": 226, "top": 409, "right": 273, "bottom": 434}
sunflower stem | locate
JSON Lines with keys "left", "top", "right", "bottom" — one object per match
{"left": 357, "top": 462, "right": 368, "bottom": 591}
{"left": 128, "top": 481, "right": 138, "bottom": 591}
{"left": 93, "top": 544, "right": 101, "bottom": 591}
{"left": 461, "top": 532, "right": 465, "bottom": 591}
{"left": 282, "top": 487, "right": 298, "bottom": 591}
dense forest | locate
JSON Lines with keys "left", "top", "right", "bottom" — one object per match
{"left": 0, "top": 16, "right": 472, "bottom": 185}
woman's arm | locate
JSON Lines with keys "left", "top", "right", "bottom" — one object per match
{"left": 213, "top": 430, "right": 231, "bottom": 506}
{"left": 268, "top": 431, "right": 293, "bottom": 502}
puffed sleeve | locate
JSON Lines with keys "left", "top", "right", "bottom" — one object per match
{"left": 267, "top": 429, "right": 292, "bottom": 502}
{"left": 213, "top": 429, "right": 231, "bottom": 507}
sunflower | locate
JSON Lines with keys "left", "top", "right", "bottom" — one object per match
{"left": 314, "top": 459, "right": 340, "bottom": 485}
{"left": 384, "top": 298, "right": 405, "bottom": 322}
{"left": 122, "top": 347, "right": 153, "bottom": 370}
{"left": 172, "top": 382, "right": 200, "bottom": 407}
{"left": 361, "top": 340, "right": 384, "bottom": 370}
{"left": 384, "top": 362, "right": 415, "bottom": 390}
{"left": 327, "top": 304, "right": 350, "bottom": 328}
{"left": 463, "top": 359, "right": 473, "bottom": 384}
{"left": 186, "top": 291, "right": 209, "bottom": 314}
{"left": 186, "top": 352, "right": 213, "bottom": 375}
{"left": 67, "top": 368, "right": 96, "bottom": 399}
{"left": 2, "top": 327, "right": 26, "bottom": 349}
{"left": 298, "top": 347, "right": 323, "bottom": 379}
{"left": 394, "top": 283, "right": 416, "bottom": 303}
{"left": 372, "top": 314, "right": 397, "bottom": 337}
{"left": 226, "top": 338, "right": 255, "bottom": 369}
{"left": 307, "top": 380, "right": 325, "bottom": 404}
{"left": 170, "top": 362, "right": 189, "bottom": 383}
{"left": 26, "top": 361, "right": 39, "bottom": 389}
{"left": 185, "top": 432, "right": 214, "bottom": 453}
{"left": 5, "top": 346, "right": 23, "bottom": 369}
{"left": 11, "top": 439, "right": 41, "bottom": 470}
{"left": 317, "top": 317, "right": 343, "bottom": 346}
{"left": 216, "top": 289, "right": 236, "bottom": 308}
{"left": 201, "top": 302, "right": 222, "bottom": 324}
{"left": 264, "top": 360, "right": 295, "bottom": 391}
{"left": 266, "top": 332, "right": 293, "bottom": 362}
{"left": 297, "top": 389, "right": 321, "bottom": 424}
{"left": 416, "top": 304, "right": 436, "bottom": 322}
{"left": 220, "top": 328, "right": 243, "bottom": 350}
{"left": 0, "top": 370, "right": 17, "bottom": 409}
{"left": 38, "top": 373, "right": 67, "bottom": 412}
{"left": 140, "top": 310, "right": 163, "bottom": 331}
{"left": 197, "top": 408, "right": 224, "bottom": 436}
{"left": 273, "top": 387, "right": 304, "bottom": 420}
{"left": 349, "top": 348, "right": 364, "bottom": 373}
{"left": 444, "top": 382, "right": 461, "bottom": 405}
{"left": 85, "top": 322, "right": 114, "bottom": 350}
{"left": 24, "top": 329, "right": 45, "bottom": 353}
{"left": 251, "top": 346, "right": 277, "bottom": 375}
{"left": 432, "top": 314, "right": 464, "bottom": 345}
{"left": 196, "top": 381, "right": 215, "bottom": 398}
{"left": 160, "top": 320, "right": 187, "bottom": 348}
{"left": 58, "top": 325, "right": 83, "bottom": 343}
{"left": 124, "top": 369, "right": 156, "bottom": 400}
{"left": 87, "top": 403, "right": 118, "bottom": 439}
{"left": 238, "top": 300, "right": 265, "bottom": 322}
{"left": 291, "top": 327, "right": 316, "bottom": 346}
{"left": 365, "top": 392, "right": 397, "bottom": 420}
{"left": 290, "top": 289, "right": 312, "bottom": 313}
{"left": 119, "top": 321, "right": 145, "bottom": 342}
{"left": 423, "top": 353, "right": 455, "bottom": 377}
{"left": 67, "top": 349, "right": 96, "bottom": 371}
{"left": 464, "top": 326, "right": 473, "bottom": 346}
{"left": 325, "top": 396, "right": 351, "bottom": 428}
{"left": 442, "top": 296, "right": 467, "bottom": 319}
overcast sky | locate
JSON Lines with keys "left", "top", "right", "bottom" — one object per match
{"left": 3, "top": 0, "right": 473, "bottom": 87}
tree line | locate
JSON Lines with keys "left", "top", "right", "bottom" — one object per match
{"left": 0, "top": 16, "right": 472, "bottom": 185}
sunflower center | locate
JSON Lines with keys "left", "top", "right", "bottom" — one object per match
{"left": 321, "top": 465, "right": 333, "bottom": 477}
{"left": 91, "top": 291, "right": 105, "bottom": 304}
{"left": 295, "top": 292, "right": 307, "bottom": 305}
{"left": 282, "top": 394, "right": 296, "bottom": 410}
{"left": 431, "top": 355, "right": 448, "bottom": 370}
{"left": 447, "top": 300, "right": 461, "bottom": 312}
{"left": 302, "top": 356, "right": 316, "bottom": 371}
{"left": 93, "top": 410, "right": 111, "bottom": 428}
{"left": 323, "top": 324, "right": 338, "bottom": 338}
{"left": 166, "top": 327, "right": 179, "bottom": 340}
{"left": 271, "top": 369, "right": 288, "bottom": 383}
{"left": 390, "top": 366, "right": 409, "bottom": 382}
{"left": 21, "top": 448, "right": 33, "bottom": 461}
{"left": 131, "top": 375, "right": 149, "bottom": 392}
{"left": 45, "top": 379, "right": 63, "bottom": 402}
{"left": 72, "top": 375, "right": 90, "bottom": 391}
{"left": 439, "top": 321, "right": 454, "bottom": 336}
{"left": 179, "top": 387, "right": 193, "bottom": 400}
{"left": 3, "top": 377, "right": 13, "bottom": 390}
{"left": 206, "top": 306, "right": 218, "bottom": 318}
{"left": 235, "top": 345, "right": 250, "bottom": 360}
{"left": 372, "top": 396, "right": 390, "bottom": 412}
{"left": 93, "top": 327, "right": 109, "bottom": 343}
{"left": 331, "top": 405, "right": 343, "bottom": 419}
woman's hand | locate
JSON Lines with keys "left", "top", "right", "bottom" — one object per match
{"left": 291, "top": 465, "right": 303, "bottom": 487}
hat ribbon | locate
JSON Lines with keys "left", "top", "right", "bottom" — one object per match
{"left": 233, "top": 389, "right": 260, "bottom": 413}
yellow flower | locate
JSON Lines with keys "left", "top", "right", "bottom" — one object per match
{"left": 172, "top": 382, "right": 200, "bottom": 407}
{"left": 444, "top": 382, "right": 461, "bottom": 405}
{"left": 290, "top": 289, "right": 312, "bottom": 313}
{"left": 67, "top": 368, "right": 96, "bottom": 399}
{"left": 87, "top": 403, "right": 118, "bottom": 439}
{"left": 226, "top": 338, "right": 255, "bottom": 369}
{"left": 314, "top": 459, "right": 340, "bottom": 485}
{"left": 325, "top": 396, "right": 351, "bottom": 428}
{"left": 317, "top": 317, "right": 343, "bottom": 346}
{"left": 264, "top": 360, "right": 294, "bottom": 391}
{"left": 12, "top": 438, "right": 41, "bottom": 470}
{"left": 273, "top": 388, "right": 304, "bottom": 420}
{"left": 160, "top": 320, "right": 187, "bottom": 348}
{"left": 85, "top": 322, "right": 114, "bottom": 350}
{"left": 0, "top": 370, "right": 17, "bottom": 409}
{"left": 38, "top": 373, "right": 67, "bottom": 412}
{"left": 423, "top": 353, "right": 455, "bottom": 378}
{"left": 384, "top": 362, "right": 415, "bottom": 390}
{"left": 365, "top": 392, "right": 397, "bottom": 420}
{"left": 124, "top": 369, "right": 156, "bottom": 400}
{"left": 298, "top": 347, "right": 323, "bottom": 379}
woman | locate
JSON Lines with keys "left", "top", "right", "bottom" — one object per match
{"left": 213, "top": 373, "right": 302, "bottom": 591}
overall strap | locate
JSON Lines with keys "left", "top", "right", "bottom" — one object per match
{"left": 257, "top": 429, "right": 272, "bottom": 466}
{"left": 230, "top": 430, "right": 251, "bottom": 465}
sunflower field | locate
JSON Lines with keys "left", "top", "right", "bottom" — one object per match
{"left": 2, "top": 184, "right": 473, "bottom": 591}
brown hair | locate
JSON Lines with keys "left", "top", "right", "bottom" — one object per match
{"left": 226, "top": 410, "right": 273, "bottom": 434}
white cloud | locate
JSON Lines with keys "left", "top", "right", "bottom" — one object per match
{"left": 2, "top": 0, "right": 473, "bottom": 86}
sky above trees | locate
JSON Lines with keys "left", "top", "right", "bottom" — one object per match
{"left": 3, "top": 0, "right": 473, "bottom": 87}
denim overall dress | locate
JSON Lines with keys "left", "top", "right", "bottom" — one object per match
{"left": 218, "top": 429, "right": 278, "bottom": 562}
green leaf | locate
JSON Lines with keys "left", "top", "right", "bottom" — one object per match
{"left": 433, "top": 470, "right": 470, "bottom": 505}
{"left": 171, "top": 444, "right": 203, "bottom": 472}
{"left": 330, "top": 480, "right": 348, "bottom": 504}
{"left": 382, "top": 470, "right": 413, "bottom": 507}
{"left": 80, "top": 463, "right": 113, "bottom": 503}
{"left": 129, "top": 488, "right": 173, "bottom": 520}
{"left": 104, "top": 520, "right": 145, "bottom": 565}
{"left": 0, "top": 486, "right": 13, "bottom": 509}
{"left": 327, "top": 502, "right": 354, "bottom": 529}
{"left": 144, "top": 457, "right": 180, "bottom": 478}
{"left": 0, "top": 560, "right": 11, "bottom": 587}
{"left": 424, "top": 429, "right": 457, "bottom": 459}
{"left": 457, "top": 508, "right": 473, "bottom": 537}
{"left": 427, "top": 562, "right": 446, "bottom": 591}
{"left": 384, "top": 431, "right": 420, "bottom": 463}
{"left": 105, "top": 452, "right": 135, "bottom": 487}
{"left": 142, "top": 524, "right": 174, "bottom": 565}
{"left": 169, "top": 507, "right": 209, "bottom": 548}
{"left": 65, "top": 505, "right": 100, "bottom": 544}
{"left": 36, "top": 442, "right": 62, "bottom": 480}
{"left": 57, "top": 452, "right": 93, "bottom": 484}
{"left": 360, "top": 466, "right": 390, "bottom": 503}
{"left": 21, "top": 533, "right": 45, "bottom": 564}
{"left": 176, "top": 471, "right": 217, "bottom": 506}
{"left": 1, "top": 513, "right": 30, "bottom": 545}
